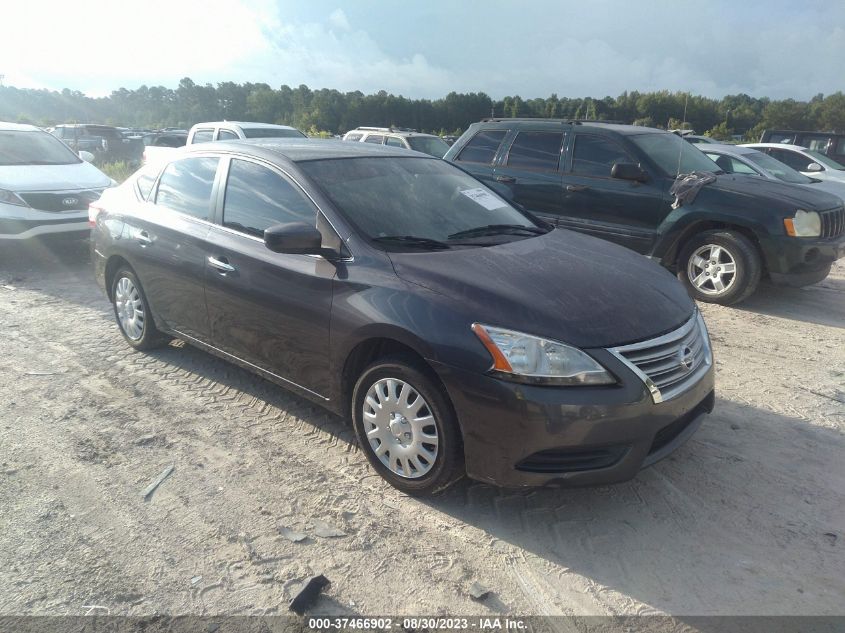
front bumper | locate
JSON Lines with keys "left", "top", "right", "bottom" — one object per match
{"left": 0, "top": 205, "right": 89, "bottom": 240}
{"left": 432, "top": 350, "right": 715, "bottom": 488}
{"left": 764, "top": 234, "right": 845, "bottom": 283}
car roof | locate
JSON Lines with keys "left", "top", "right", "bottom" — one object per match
{"left": 193, "top": 121, "right": 300, "bottom": 131}
{"left": 742, "top": 143, "right": 808, "bottom": 151}
{"left": 0, "top": 121, "right": 43, "bottom": 132}
{"left": 187, "top": 138, "right": 429, "bottom": 161}
{"left": 349, "top": 128, "right": 440, "bottom": 139}
{"left": 474, "top": 119, "right": 664, "bottom": 136}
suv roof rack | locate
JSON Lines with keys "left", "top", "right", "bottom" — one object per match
{"left": 354, "top": 126, "right": 419, "bottom": 133}
{"left": 480, "top": 117, "right": 626, "bottom": 125}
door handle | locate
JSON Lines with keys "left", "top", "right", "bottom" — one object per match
{"left": 207, "top": 256, "right": 236, "bottom": 274}
{"left": 136, "top": 230, "right": 152, "bottom": 246}
{"left": 566, "top": 184, "right": 589, "bottom": 192}
{"left": 496, "top": 175, "right": 516, "bottom": 184}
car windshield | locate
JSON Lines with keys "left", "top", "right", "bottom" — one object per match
{"left": 299, "top": 157, "right": 545, "bottom": 248}
{"left": 242, "top": 128, "right": 306, "bottom": 139}
{"left": 630, "top": 132, "right": 721, "bottom": 177}
{"left": 0, "top": 129, "right": 82, "bottom": 166}
{"left": 407, "top": 136, "right": 450, "bottom": 158}
{"left": 745, "top": 152, "right": 812, "bottom": 184}
{"left": 802, "top": 149, "right": 845, "bottom": 171}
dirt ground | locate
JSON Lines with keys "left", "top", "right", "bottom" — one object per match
{"left": 0, "top": 239, "right": 842, "bottom": 622}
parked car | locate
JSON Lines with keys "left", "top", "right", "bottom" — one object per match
{"left": 343, "top": 127, "right": 451, "bottom": 158}
{"left": 0, "top": 122, "right": 112, "bottom": 240}
{"left": 682, "top": 135, "right": 719, "bottom": 145}
{"left": 142, "top": 131, "right": 189, "bottom": 165}
{"left": 701, "top": 144, "right": 845, "bottom": 201}
{"left": 50, "top": 124, "right": 144, "bottom": 163}
{"left": 444, "top": 119, "right": 845, "bottom": 304}
{"left": 141, "top": 122, "right": 306, "bottom": 164}
{"left": 759, "top": 129, "right": 845, "bottom": 165}
{"left": 742, "top": 143, "right": 845, "bottom": 184}
{"left": 91, "top": 139, "right": 714, "bottom": 494}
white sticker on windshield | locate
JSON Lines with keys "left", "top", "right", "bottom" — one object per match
{"left": 459, "top": 187, "right": 508, "bottom": 210}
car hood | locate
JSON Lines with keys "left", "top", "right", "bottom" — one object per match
{"left": 0, "top": 161, "right": 112, "bottom": 192}
{"left": 701, "top": 173, "right": 843, "bottom": 210}
{"left": 804, "top": 179, "right": 845, "bottom": 201}
{"left": 388, "top": 228, "right": 694, "bottom": 349}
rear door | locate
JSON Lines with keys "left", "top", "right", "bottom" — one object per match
{"left": 124, "top": 155, "right": 221, "bottom": 340}
{"left": 204, "top": 157, "right": 335, "bottom": 398}
{"left": 558, "top": 132, "right": 666, "bottom": 253}
{"left": 492, "top": 129, "right": 565, "bottom": 224}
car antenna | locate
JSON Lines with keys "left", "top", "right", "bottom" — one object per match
{"left": 676, "top": 92, "right": 689, "bottom": 177}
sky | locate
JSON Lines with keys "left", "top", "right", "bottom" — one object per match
{"left": 2, "top": 0, "right": 844, "bottom": 100}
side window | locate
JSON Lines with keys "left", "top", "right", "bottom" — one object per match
{"left": 217, "top": 129, "right": 239, "bottom": 141}
{"left": 835, "top": 139, "right": 845, "bottom": 156}
{"left": 136, "top": 165, "right": 160, "bottom": 200}
{"left": 506, "top": 131, "right": 564, "bottom": 171}
{"left": 155, "top": 157, "right": 219, "bottom": 219}
{"left": 800, "top": 136, "right": 829, "bottom": 152}
{"left": 345, "top": 133, "right": 363, "bottom": 142}
{"left": 385, "top": 136, "right": 405, "bottom": 148}
{"left": 572, "top": 134, "right": 634, "bottom": 177}
{"left": 222, "top": 159, "right": 316, "bottom": 238}
{"left": 455, "top": 130, "right": 507, "bottom": 164}
{"left": 192, "top": 129, "right": 214, "bottom": 143}
{"left": 707, "top": 154, "right": 755, "bottom": 175}
{"left": 769, "top": 149, "right": 813, "bottom": 171}
{"left": 364, "top": 134, "right": 385, "bottom": 144}
{"left": 727, "top": 157, "right": 757, "bottom": 175}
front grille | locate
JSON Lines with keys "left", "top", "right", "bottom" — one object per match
{"left": 609, "top": 312, "right": 712, "bottom": 404}
{"left": 18, "top": 189, "right": 104, "bottom": 212}
{"left": 820, "top": 207, "right": 845, "bottom": 238}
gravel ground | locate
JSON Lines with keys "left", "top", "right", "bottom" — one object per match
{"left": 0, "top": 239, "right": 842, "bottom": 621}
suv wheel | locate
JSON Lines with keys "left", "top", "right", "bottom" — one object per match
{"left": 352, "top": 356, "right": 463, "bottom": 495}
{"left": 111, "top": 267, "right": 166, "bottom": 350}
{"left": 677, "top": 230, "right": 761, "bottom": 305}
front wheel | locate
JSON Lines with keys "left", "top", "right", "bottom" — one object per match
{"left": 352, "top": 356, "right": 463, "bottom": 495}
{"left": 677, "top": 230, "right": 762, "bottom": 305}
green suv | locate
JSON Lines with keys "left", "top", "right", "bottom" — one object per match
{"left": 444, "top": 119, "right": 845, "bottom": 305}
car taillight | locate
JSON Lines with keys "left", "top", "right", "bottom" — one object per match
{"left": 88, "top": 202, "right": 105, "bottom": 228}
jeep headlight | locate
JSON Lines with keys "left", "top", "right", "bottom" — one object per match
{"left": 784, "top": 209, "right": 821, "bottom": 237}
{"left": 471, "top": 324, "right": 615, "bottom": 385}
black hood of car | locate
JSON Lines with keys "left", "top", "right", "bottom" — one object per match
{"left": 698, "top": 173, "right": 842, "bottom": 210}
{"left": 388, "top": 228, "right": 695, "bottom": 349}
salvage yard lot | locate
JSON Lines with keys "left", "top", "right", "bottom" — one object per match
{"left": 0, "top": 240, "right": 843, "bottom": 618}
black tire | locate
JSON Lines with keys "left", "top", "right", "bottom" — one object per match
{"left": 352, "top": 355, "right": 464, "bottom": 496}
{"left": 111, "top": 267, "right": 166, "bottom": 350}
{"left": 677, "top": 230, "right": 762, "bottom": 305}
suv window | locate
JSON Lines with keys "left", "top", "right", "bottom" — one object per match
{"left": 385, "top": 136, "right": 405, "bottom": 148}
{"left": 456, "top": 130, "right": 507, "bottom": 164}
{"left": 506, "top": 131, "right": 564, "bottom": 171}
{"left": 217, "top": 129, "right": 239, "bottom": 141}
{"left": 800, "top": 136, "right": 829, "bottom": 152}
{"left": 222, "top": 159, "right": 316, "bottom": 238}
{"left": 572, "top": 134, "right": 634, "bottom": 177}
{"left": 767, "top": 148, "right": 813, "bottom": 171}
{"left": 364, "top": 135, "right": 385, "bottom": 144}
{"left": 155, "top": 157, "right": 219, "bottom": 219}
{"left": 193, "top": 129, "right": 214, "bottom": 143}
{"left": 345, "top": 133, "right": 363, "bottom": 142}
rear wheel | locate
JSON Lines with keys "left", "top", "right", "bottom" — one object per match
{"left": 352, "top": 356, "right": 463, "bottom": 495}
{"left": 678, "top": 230, "right": 761, "bottom": 305}
{"left": 111, "top": 267, "right": 166, "bottom": 350}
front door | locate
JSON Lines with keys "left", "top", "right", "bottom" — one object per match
{"left": 204, "top": 157, "right": 335, "bottom": 398}
{"left": 559, "top": 133, "right": 667, "bottom": 253}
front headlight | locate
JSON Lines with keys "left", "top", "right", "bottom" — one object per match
{"left": 0, "top": 189, "right": 28, "bottom": 207}
{"left": 471, "top": 323, "right": 615, "bottom": 385}
{"left": 784, "top": 209, "right": 821, "bottom": 237}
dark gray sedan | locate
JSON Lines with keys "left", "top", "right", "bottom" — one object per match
{"left": 91, "top": 140, "right": 714, "bottom": 494}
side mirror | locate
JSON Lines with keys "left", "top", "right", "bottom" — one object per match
{"left": 611, "top": 162, "right": 648, "bottom": 182}
{"left": 264, "top": 222, "right": 323, "bottom": 255}
{"left": 79, "top": 150, "right": 95, "bottom": 163}
{"left": 806, "top": 162, "right": 823, "bottom": 172}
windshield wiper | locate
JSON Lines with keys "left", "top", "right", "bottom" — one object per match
{"left": 447, "top": 224, "right": 548, "bottom": 240}
{"left": 372, "top": 235, "right": 451, "bottom": 250}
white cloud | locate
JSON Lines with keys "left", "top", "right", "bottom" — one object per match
{"left": 328, "top": 8, "right": 350, "bottom": 32}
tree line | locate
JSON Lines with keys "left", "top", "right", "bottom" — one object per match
{"left": 2, "top": 77, "right": 845, "bottom": 140}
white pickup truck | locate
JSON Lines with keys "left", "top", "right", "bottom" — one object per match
{"left": 142, "top": 121, "right": 305, "bottom": 164}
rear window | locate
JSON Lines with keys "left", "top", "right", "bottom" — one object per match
{"left": 506, "top": 131, "right": 564, "bottom": 171}
{"left": 407, "top": 136, "right": 450, "bottom": 158}
{"left": 456, "top": 130, "right": 507, "bottom": 164}
{"left": 241, "top": 128, "right": 305, "bottom": 139}
{"left": 0, "top": 129, "right": 82, "bottom": 166}
{"left": 192, "top": 129, "right": 214, "bottom": 143}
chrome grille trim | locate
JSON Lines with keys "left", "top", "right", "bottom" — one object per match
{"left": 608, "top": 311, "right": 712, "bottom": 404}
{"left": 820, "top": 207, "right": 844, "bottom": 239}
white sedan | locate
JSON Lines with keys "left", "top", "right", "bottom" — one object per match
{"left": 742, "top": 142, "right": 845, "bottom": 184}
